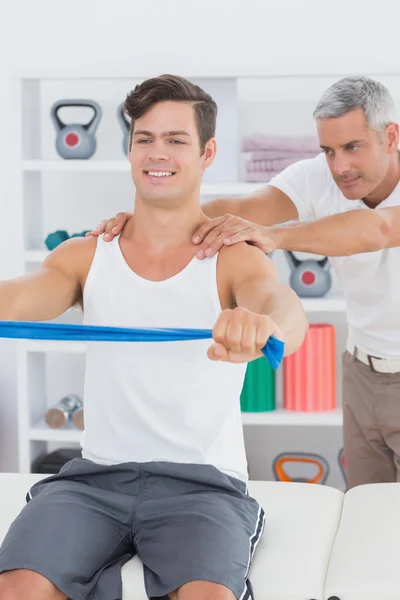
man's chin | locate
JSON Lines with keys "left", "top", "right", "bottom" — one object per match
{"left": 341, "top": 189, "right": 361, "bottom": 200}
{"left": 338, "top": 180, "right": 364, "bottom": 200}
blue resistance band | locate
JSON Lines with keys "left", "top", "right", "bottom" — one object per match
{"left": 0, "top": 321, "right": 285, "bottom": 370}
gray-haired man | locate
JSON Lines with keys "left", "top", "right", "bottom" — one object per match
{"left": 94, "top": 76, "right": 400, "bottom": 489}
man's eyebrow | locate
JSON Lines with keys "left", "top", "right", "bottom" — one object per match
{"left": 320, "top": 139, "right": 364, "bottom": 151}
{"left": 133, "top": 130, "right": 192, "bottom": 137}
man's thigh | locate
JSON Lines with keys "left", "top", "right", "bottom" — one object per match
{"left": 0, "top": 459, "right": 136, "bottom": 600}
{"left": 342, "top": 351, "right": 396, "bottom": 488}
{"left": 136, "top": 462, "right": 264, "bottom": 600}
{"left": 374, "top": 369, "right": 400, "bottom": 479}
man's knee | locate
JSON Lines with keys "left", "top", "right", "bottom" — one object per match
{"left": 0, "top": 569, "right": 67, "bottom": 600}
{"left": 170, "top": 580, "right": 236, "bottom": 600}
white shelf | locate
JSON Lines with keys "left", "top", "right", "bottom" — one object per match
{"left": 241, "top": 408, "right": 342, "bottom": 426}
{"left": 23, "top": 340, "right": 86, "bottom": 353}
{"left": 28, "top": 409, "right": 343, "bottom": 444}
{"left": 24, "top": 250, "right": 50, "bottom": 263}
{"left": 29, "top": 419, "right": 82, "bottom": 442}
{"left": 23, "top": 160, "right": 130, "bottom": 172}
{"left": 303, "top": 296, "right": 346, "bottom": 312}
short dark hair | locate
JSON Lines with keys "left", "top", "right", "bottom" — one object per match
{"left": 124, "top": 74, "right": 217, "bottom": 154}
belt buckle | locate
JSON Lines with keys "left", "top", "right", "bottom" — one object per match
{"left": 367, "top": 354, "right": 380, "bottom": 373}
{"left": 368, "top": 355, "right": 398, "bottom": 374}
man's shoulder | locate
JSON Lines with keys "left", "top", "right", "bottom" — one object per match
{"left": 43, "top": 235, "right": 98, "bottom": 278}
{"left": 217, "top": 243, "right": 277, "bottom": 278}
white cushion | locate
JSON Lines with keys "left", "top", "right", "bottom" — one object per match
{"left": 325, "top": 482, "right": 400, "bottom": 600}
{"left": 247, "top": 481, "right": 343, "bottom": 600}
{"left": 0, "top": 473, "right": 344, "bottom": 600}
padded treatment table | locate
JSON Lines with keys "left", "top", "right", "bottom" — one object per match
{"left": 1, "top": 474, "right": 399, "bottom": 600}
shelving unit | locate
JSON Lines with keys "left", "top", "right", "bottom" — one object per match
{"left": 241, "top": 408, "right": 342, "bottom": 427}
{"left": 15, "top": 72, "right": 347, "bottom": 472}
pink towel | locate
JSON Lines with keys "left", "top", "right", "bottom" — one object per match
{"left": 246, "top": 157, "right": 305, "bottom": 172}
{"left": 241, "top": 134, "right": 320, "bottom": 153}
{"left": 244, "top": 171, "right": 281, "bottom": 182}
{"left": 250, "top": 150, "right": 319, "bottom": 161}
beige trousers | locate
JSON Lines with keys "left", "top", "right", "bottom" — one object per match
{"left": 342, "top": 350, "right": 400, "bottom": 489}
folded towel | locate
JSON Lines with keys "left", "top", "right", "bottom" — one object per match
{"left": 241, "top": 134, "right": 320, "bottom": 153}
{"left": 250, "top": 149, "right": 319, "bottom": 161}
{"left": 246, "top": 157, "right": 305, "bottom": 172}
{"left": 244, "top": 170, "right": 281, "bottom": 182}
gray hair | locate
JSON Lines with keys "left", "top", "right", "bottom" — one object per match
{"left": 313, "top": 76, "right": 395, "bottom": 132}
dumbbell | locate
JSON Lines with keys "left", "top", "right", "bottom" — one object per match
{"left": 70, "top": 231, "right": 90, "bottom": 238}
{"left": 45, "top": 395, "right": 83, "bottom": 429}
{"left": 45, "top": 230, "right": 69, "bottom": 251}
{"left": 45, "top": 231, "right": 90, "bottom": 250}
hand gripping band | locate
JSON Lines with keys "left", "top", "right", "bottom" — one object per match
{"left": 0, "top": 321, "right": 285, "bottom": 370}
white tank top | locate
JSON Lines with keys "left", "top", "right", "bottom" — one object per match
{"left": 80, "top": 236, "right": 249, "bottom": 482}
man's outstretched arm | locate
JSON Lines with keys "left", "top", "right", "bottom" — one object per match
{"left": 264, "top": 205, "right": 400, "bottom": 256}
{"left": 209, "top": 244, "right": 308, "bottom": 363}
{"left": 0, "top": 238, "right": 90, "bottom": 322}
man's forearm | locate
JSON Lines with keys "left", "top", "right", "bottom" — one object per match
{"left": 0, "top": 281, "right": 22, "bottom": 320}
{"left": 270, "top": 209, "right": 387, "bottom": 256}
{"left": 0, "top": 270, "right": 79, "bottom": 322}
{"left": 260, "top": 282, "right": 308, "bottom": 356}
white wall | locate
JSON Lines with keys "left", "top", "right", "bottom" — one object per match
{"left": 1, "top": 0, "right": 400, "bottom": 472}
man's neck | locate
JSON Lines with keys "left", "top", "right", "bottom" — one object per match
{"left": 362, "top": 151, "right": 400, "bottom": 208}
{"left": 122, "top": 200, "right": 207, "bottom": 253}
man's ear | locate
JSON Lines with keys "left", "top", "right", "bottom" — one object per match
{"left": 386, "top": 122, "right": 399, "bottom": 154}
{"left": 202, "top": 138, "right": 217, "bottom": 169}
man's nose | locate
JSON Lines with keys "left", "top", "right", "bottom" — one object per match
{"left": 149, "top": 140, "right": 170, "bottom": 162}
{"left": 333, "top": 153, "right": 351, "bottom": 176}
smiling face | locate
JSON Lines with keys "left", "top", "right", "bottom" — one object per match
{"left": 129, "top": 100, "right": 216, "bottom": 207}
{"left": 317, "top": 107, "right": 398, "bottom": 200}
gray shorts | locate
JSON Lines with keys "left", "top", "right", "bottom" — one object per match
{"left": 0, "top": 458, "right": 264, "bottom": 600}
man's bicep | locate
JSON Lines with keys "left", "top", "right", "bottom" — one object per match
{"left": 230, "top": 245, "right": 280, "bottom": 313}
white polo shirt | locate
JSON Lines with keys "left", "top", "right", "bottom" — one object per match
{"left": 269, "top": 153, "right": 400, "bottom": 359}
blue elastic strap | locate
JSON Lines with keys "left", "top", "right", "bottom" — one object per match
{"left": 0, "top": 321, "right": 285, "bottom": 370}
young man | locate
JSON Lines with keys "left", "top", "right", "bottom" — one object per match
{"left": 99, "top": 76, "right": 400, "bottom": 490}
{"left": 0, "top": 75, "right": 307, "bottom": 600}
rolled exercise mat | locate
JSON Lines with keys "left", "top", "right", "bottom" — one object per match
{"left": 0, "top": 321, "right": 284, "bottom": 370}
{"left": 283, "top": 323, "right": 336, "bottom": 411}
{"left": 240, "top": 357, "right": 275, "bottom": 412}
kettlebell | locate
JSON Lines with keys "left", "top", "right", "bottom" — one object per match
{"left": 273, "top": 452, "right": 330, "bottom": 484}
{"left": 285, "top": 251, "right": 332, "bottom": 297}
{"left": 117, "top": 103, "right": 131, "bottom": 155}
{"left": 51, "top": 99, "right": 102, "bottom": 159}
